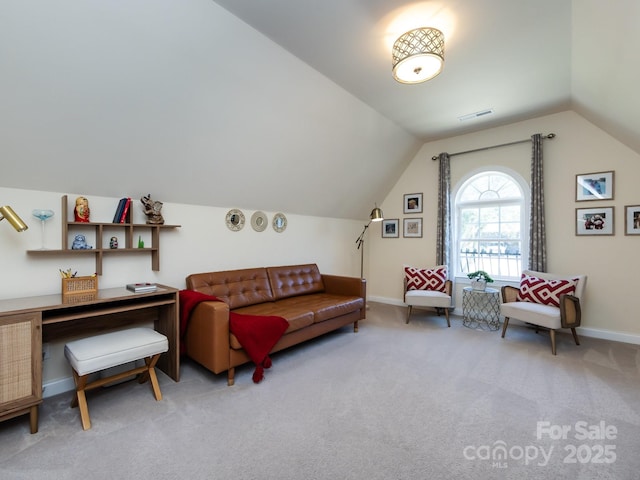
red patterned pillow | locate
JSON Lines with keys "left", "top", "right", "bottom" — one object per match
{"left": 517, "top": 274, "right": 578, "bottom": 307}
{"left": 404, "top": 265, "right": 447, "bottom": 292}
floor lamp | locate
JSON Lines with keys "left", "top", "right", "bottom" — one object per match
{"left": 355, "top": 206, "right": 384, "bottom": 278}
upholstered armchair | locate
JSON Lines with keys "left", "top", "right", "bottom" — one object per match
{"left": 500, "top": 270, "right": 587, "bottom": 355}
{"left": 403, "top": 265, "right": 452, "bottom": 326}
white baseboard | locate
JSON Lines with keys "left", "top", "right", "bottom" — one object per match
{"left": 367, "top": 295, "right": 640, "bottom": 346}
{"left": 577, "top": 327, "right": 640, "bottom": 345}
{"left": 43, "top": 377, "right": 75, "bottom": 398}
{"left": 42, "top": 361, "right": 141, "bottom": 398}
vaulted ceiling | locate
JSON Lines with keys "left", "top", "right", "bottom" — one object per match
{"left": 213, "top": 0, "right": 640, "bottom": 150}
{"left": 1, "top": 1, "right": 638, "bottom": 220}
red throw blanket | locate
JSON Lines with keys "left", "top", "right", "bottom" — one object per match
{"left": 179, "top": 289, "right": 289, "bottom": 383}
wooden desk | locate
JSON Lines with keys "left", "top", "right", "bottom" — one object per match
{"left": 0, "top": 285, "right": 180, "bottom": 433}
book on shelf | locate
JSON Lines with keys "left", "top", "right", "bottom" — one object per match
{"left": 119, "top": 197, "right": 131, "bottom": 223}
{"left": 126, "top": 283, "right": 158, "bottom": 293}
{"left": 112, "top": 197, "right": 128, "bottom": 223}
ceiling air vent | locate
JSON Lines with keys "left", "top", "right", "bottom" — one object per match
{"left": 458, "top": 109, "right": 494, "bottom": 122}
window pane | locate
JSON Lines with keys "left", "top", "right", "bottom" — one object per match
{"left": 456, "top": 171, "right": 524, "bottom": 279}
{"left": 500, "top": 205, "right": 520, "bottom": 221}
{"left": 497, "top": 182, "right": 521, "bottom": 198}
{"left": 479, "top": 190, "right": 499, "bottom": 200}
{"left": 479, "top": 206, "right": 499, "bottom": 223}
{"left": 500, "top": 222, "right": 520, "bottom": 238}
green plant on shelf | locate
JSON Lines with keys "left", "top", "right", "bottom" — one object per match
{"left": 466, "top": 270, "right": 494, "bottom": 283}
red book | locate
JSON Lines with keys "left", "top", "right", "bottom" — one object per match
{"left": 119, "top": 198, "right": 131, "bottom": 223}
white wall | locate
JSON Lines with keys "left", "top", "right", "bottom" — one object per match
{"left": 368, "top": 110, "right": 640, "bottom": 344}
{"left": 0, "top": 0, "right": 420, "bottom": 221}
{"left": 0, "top": 187, "right": 366, "bottom": 393}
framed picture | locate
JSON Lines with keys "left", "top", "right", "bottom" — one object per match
{"left": 576, "top": 171, "right": 614, "bottom": 201}
{"left": 624, "top": 205, "right": 640, "bottom": 235}
{"left": 576, "top": 207, "right": 614, "bottom": 235}
{"left": 381, "top": 219, "right": 399, "bottom": 238}
{"left": 403, "top": 193, "right": 423, "bottom": 214}
{"left": 403, "top": 217, "right": 423, "bottom": 238}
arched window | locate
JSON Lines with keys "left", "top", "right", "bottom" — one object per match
{"left": 453, "top": 169, "right": 528, "bottom": 280}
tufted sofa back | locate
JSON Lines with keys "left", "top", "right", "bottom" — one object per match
{"left": 267, "top": 264, "right": 324, "bottom": 300}
{"left": 185, "top": 264, "right": 326, "bottom": 310}
{"left": 186, "top": 267, "right": 274, "bottom": 310}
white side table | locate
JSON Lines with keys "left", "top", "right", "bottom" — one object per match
{"left": 462, "top": 286, "right": 501, "bottom": 331}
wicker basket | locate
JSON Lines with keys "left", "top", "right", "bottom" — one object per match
{"left": 62, "top": 276, "right": 98, "bottom": 297}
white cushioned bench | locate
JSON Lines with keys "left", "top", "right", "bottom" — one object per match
{"left": 64, "top": 327, "right": 168, "bottom": 430}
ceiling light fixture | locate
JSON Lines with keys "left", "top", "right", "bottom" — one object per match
{"left": 392, "top": 27, "right": 444, "bottom": 84}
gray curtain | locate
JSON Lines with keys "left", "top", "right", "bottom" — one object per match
{"left": 436, "top": 153, "right": 451, "bottom": 271}
{"left": 529, "top": 134, "right": 546, "bottom": 272}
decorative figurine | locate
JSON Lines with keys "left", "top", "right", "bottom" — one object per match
{"left": 141, "top": 194, "right": 164, "bottom": 225}
{"left": 109, "top": 236, "right": 118, "bottom": 249}
{"left": 71, "top": 234, "right": 93, "bottom": 250}
{"left": 74, "top": 196, "right": 90, "bottom": 222}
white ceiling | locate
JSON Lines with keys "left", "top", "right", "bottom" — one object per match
{"left": 213, "top": 0, "right": 575, "bottom": 141}
{"left": 2, "top": 1, "right": 639, "bottom": 221}
{"left": 212, "top": 0, "right": 640, "bottom": 150}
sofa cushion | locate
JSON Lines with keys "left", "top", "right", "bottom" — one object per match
{"left": 267, "top": 264, "right": 325, "bottom": 300}
{"left": 275, "top": 293, "right": 365, "bottom": 323}
{"left": 517, "top": 273, "right": 578, "bottom": 307}
{"left": 186, "top": 268, "right": 274, "bottom": 310}
{"left": 232, "top": 302, "right": 314, "bottom": 344}
{"left": 404, "top": 265, "right": 447, "bottom": 292}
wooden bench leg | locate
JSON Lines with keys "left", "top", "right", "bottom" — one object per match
{"left": 71, "top": 370, "right": 92, "bottom": 430}
{"left": 143, "top": 354, "right": 163, "bottom": 401}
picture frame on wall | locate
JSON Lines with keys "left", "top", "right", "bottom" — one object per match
{"left": 381, "top": 219, "right": 399, "bottom": 238}
{"left": 403, "top": 193, "right": 423, "bottom": 214}
{"left": 576, "top": 171, "right": 614, "bottom": 201}
{"left": 624, "top": 205, "right": 640, "bottom": 235}
{"left": 576, "top": 207, "right": 614, "bottom": 235}
{"left": 403, "top": 218, "right": 423, "bottom": 238}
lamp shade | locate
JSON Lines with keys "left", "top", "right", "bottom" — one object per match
{"left": 392, "top": 27, "right": 444, "bottom": 84}
{"left": 370, "top": 207, "right": 384, "bottom": 222}
{"left": 0, "top": 205, "right": 28, "bottom": 232}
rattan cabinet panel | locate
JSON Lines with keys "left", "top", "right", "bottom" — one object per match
{"left": 0, "top": 312, "right": 42, "bottom": 433}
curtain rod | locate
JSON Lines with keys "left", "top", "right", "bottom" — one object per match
{"left": 431, "top": 133, "right": 556, "bottom": 161}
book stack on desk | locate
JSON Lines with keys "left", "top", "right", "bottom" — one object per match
{"left": 126, "top": 283, "right": 157, "bottom": 293}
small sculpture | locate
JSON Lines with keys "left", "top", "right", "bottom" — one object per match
{"left": 71, "top": 234, "right": 93, "bottom": 250}
{"left": 74, "top": 196, "right": 90, "bottom": 222}
{"left": 141, "top": 194, "right": 164, "bottom": 225}
{"left": 109, "top": 236, "right": 118, "bottom": 249}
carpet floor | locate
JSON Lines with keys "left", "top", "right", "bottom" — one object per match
{"left": 1, "top": 302, "right": 639, "bottom": 480}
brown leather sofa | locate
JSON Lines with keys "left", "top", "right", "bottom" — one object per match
{"left": 184, "top": 263, "right": 366, "bottom": 385}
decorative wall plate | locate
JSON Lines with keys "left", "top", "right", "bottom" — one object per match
{"left": 251, "top": 211, "right": 268, "bottom": 232}
{"left": 272, "top": 212, "right": 287, "bottom": 233}
{"left": 225, "top": 209, "right": 245, "bottom": 231}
